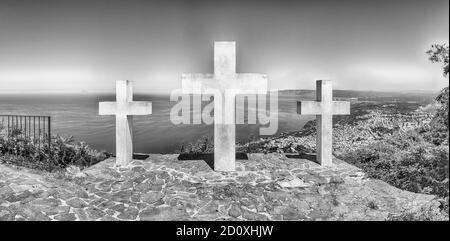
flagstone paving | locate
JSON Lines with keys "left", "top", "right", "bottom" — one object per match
{"left": 0, "top": 154, "right": 444, "bottom": 221}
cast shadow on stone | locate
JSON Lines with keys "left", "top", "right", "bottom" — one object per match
{"left": 123, "top": 153, "right": 149, "bottom": 160}
{"left": 177, "top": 153, "right": 249, "bottom": 170}
{"left": 112, "top": 154, "right": 149, "bottom": 160}
{"left": 285, "top": 153, "right": 319, "bottom": 164}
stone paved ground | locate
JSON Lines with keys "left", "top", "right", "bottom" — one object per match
{"left": 0, "top": 154, "right": 444, "bottom": 221}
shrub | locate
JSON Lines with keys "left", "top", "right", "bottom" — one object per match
{"left": 0, "top": 125, "right": 110, "bottom": 171}
{"left": 338, "top": 128, "right": 449, "bottom": 199}
{"left": 433, "top": 87, "right": 449, "bottom": 130}
{"left": 179, "top": 135, "right": 214, "bottom": 154}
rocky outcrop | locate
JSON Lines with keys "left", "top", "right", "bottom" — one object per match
{"left": 0, "top": 154, "right": 447, "bottom": 221}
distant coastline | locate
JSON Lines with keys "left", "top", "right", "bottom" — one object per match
{"left": 0, "top": 90, "right": 438, "bottom": 154}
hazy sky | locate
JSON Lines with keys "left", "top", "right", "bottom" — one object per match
{"left": 0, "top": 0, "right": 448, "bottom": 93}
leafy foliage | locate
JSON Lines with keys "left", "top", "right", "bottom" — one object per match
{"left": 179, "top": 135, "right": 214, "bottom": 154}
{"left": 339, "top": 128, "right": 449, "bottom": 198}
{"left": 427, "top": 44, "right": 449, "bottom": 77}
{"left": 433, "top": 86, "right": 449, "bottom": 130}
{"left": 427, "top": 44, "right": 449, "bottom": 130}
{"left": 0, "top": 125, "right": 110, "bottom": 171}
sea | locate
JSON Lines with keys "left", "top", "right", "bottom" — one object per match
{"left": 0, "top": 93, "right": 313, "bottom": 154}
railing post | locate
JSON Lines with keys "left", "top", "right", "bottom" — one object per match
{"left": 1, "top": 115, "right": 51, "bottom": 153}
{"left": 33, "top": 116, "right": 36, "bottom": 142}
{"left": 7, "top": 115, "right": 10, "bottom": 137}
{"left": 48, "top": 116, "right": 51, "bottom": 149}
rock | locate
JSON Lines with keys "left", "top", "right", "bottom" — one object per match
{"left": 309, "top": 209, "right": 330, "bottom": 220}
{"left": 256, "top": 205, "right": 266, "bottom": 212}
{"left": 111, "top": 190, "right": 132, "bottom": 203}
{"left": 130, "top": 193, "right": 140, "bottom": 202}
{"left": 212, "top": 184, "right": 244, "bottom": 200}
{"left": 65, "top": 165, "right": 87, "bottom": 179}
{"left": 139, "top": 206, "right": 190, "bottom": 221}
{"left": 150, "top": 185, "right": 163, "bottom": 192}
{"left": 75, "top": 189, "right": 89, "bottom": 198}
{"left": 101, "top": 168, "right": 122, "bottom": 179}
{"left": 97, "top": 200, "right": 116, "bottom": 210}
{"left": 85, "top": 207, "right": 105, "bottom": 220}
{"left": 241, "top": 209, "right": 269, "bottom": 221}
{"left": 228, "top": 203, "right": 242, "bottom": 218}
{"left": 104, "top": 209, "right": 116, "bottom": 216}
{"left": 280, "top": 207, "right": 305, "bottom": 220}
{"left": 34, "top": 204, "right": 69, "bottom": 216}
{"left": 97, "top": 180, "right": 114, "bottom": 192}
{"left": 239, "top": 198, "right": 256, "bottom": 209}
{"left": 187, "top": 187, "right": 197, "bottom": 193}
{"left": 141, "top": 192, "right": 164, "bottom": 204}
{"left": 299, "top": 173, "right": 328, "bottom": 185}
{"left": 89, "top": 197, "right": 106, "bottom": 206}
{"left": 290, "top": 199, "right": 310, "bottom": 211}
{"left": 196, "top": 201, "right": 220, "bottom": 216}
{"left": 0, "top": 207, "right": 13, "bottom": 221}
{"left": 0, "top": 142, "right": 447, "bottom": 222}
{"left": 73, "top": 208, "right": 88, "bottom": 221}
{"left": 120, "top": 181, "right": 134, "bottom": 190}
{"left": 111, "top": 181, "right": 123, "bottom": 191}
{"left": 130, "top": 160, "right": 144, "bottom": 166}
{"left": 29, "top": 198, "right": 61, "bottom": 207}
{"left": 54, "top": 213, "right": 77, "bottom": 221}
{"left": 329, "top": 176, "right": 345, "bottom": 184}
{"left": 131, "top": 166, "right": 147, "bottom": 173}
{"left": 117, "top": 207, "right": 139, "bottom": 220}
{"left": 110, "top": 203, "right": 126, "bottom": 212}
{"left": 66, "top": 198, "right": 87, "bottom": 208}
{"left": 100, "top": 215, "right": 119, "bottom": 221}
{"left": 0, "top": 185, "right": 14, "bottom": 199}
{"left": 152, "top": 179, "right": 165, "bottom": 186}
{"left": 5, "top": 190, "right": 33, "bottom": 203}
{"left": 132, "top": 175, "right": 147, "bottom": 184}
{"left": 277, "top": 177, "right": 311, "bottom": 188}
{"left": 17, "top": 205, "right": 51, "bottom": 221}
{"left": 135, "top": 182, "right": 152, "bottom": 192}
{"left": 157, "top": 171, "right": 170, "bottom": 180}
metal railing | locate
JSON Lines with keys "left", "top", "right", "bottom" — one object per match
{"left": 0, "top": 115, "right": 51, "bottom": 149}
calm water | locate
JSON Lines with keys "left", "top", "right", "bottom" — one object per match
{"left": 0, "top": 93, "right": 312, "bottom": 153}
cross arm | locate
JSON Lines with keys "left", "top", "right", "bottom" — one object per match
{"left": 181, "top": 73, "right": 268, "bottom": 94}
{"left": 181, "top": 74, "right": 214, "bottom": 94}
{"left": 99, "top": 102, "right": 118, "bottom": 115}
{"left": 235, "top": 74, "right": 268, "bottom": 94}
{"left": 127, "top": 101, "right": 152, "bottom": 115}
{"left": 99, "top": 101, "right": 152, "bottom": 115}
{"left": 297, "top": 101, "right": 350, "bottom": 115}
{"left": 331, "top": 101, "right": 350, "bottom": 115}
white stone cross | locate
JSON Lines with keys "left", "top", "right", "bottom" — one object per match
{"left": 99, "top": 80, "right": 152, "bottom": 166}
{"left": 297, "top": 80, "right": 350, "bottom": 166}
{"left": 182, "top": 41, "right": 268, "bottom": 171}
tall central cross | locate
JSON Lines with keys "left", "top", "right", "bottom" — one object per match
{"left": 182, "top": 41, "right": 268, "bottom": 171}
{"left": 99, "top": 80, "right": 152, "bottom": 166}
{"left": 297, "top": 80, "right": 350, "bottom": 166}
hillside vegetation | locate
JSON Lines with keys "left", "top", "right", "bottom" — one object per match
{"left": 0, "top": 127, "right": 110, "bottom": 171}
{"left": 236, "top": 101, "right": 449, "bottom": 216}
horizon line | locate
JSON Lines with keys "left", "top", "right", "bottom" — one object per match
{"left": 0, "top": 88, "right": 442, "bottom": 95}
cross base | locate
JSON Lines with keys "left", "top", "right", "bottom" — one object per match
{"left": 214, "top": 123, "right": 236, "bottom": 172}
{"left": 115, "top": 115, "right": 133, "bottom": 166}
